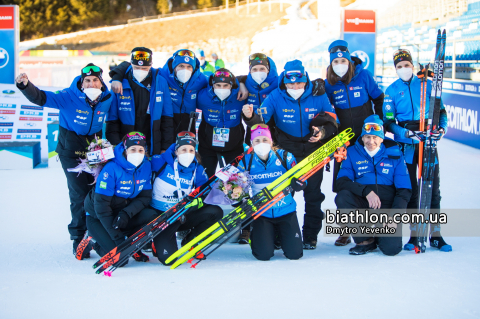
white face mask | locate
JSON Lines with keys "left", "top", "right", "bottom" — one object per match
{"left": 332, "top": 64, "right": 349, "bottom": 77}
{"left": 364, "top": 146, "right": 380, "bottom": 158}
{"left": 251, "top": 71, "right": 268, "bottom": 85}
{"left": 396, "top": 67, "right": 413, "bottom": 81}
{"left": 287, "top": 88, "right": 304, "bottom": 100}
{"left": 176, "top": 69, "right": 192, "bottom": 83}
{"left": 127, "top": 153, "right": 144, "bottom": 167}
{"left": 214, "top": 88, "right": 231, "bottom": 101}
{"left": 83, "top": 88, "right": 102, "bottom": 101}
{"left": 133, "top": 69, "right": 149, "bottom": 82}
{"left": 254, "top": 143, "right": 271, "bottom": 157}
{"left": 178, "top": 153, "right": 195, "bottom": 167}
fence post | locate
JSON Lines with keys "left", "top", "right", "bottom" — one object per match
{"left": 269, "top": 0, "right": 271, "bottom": 13}
{"left": 247, "top": 0, "right": 250, "bottom": 15}
{"left": 226, "top": 0, "right": 229, "bottom": 12}
{"left": 280, "top": 1, "right": 283, "bottom": 12}
{"left": 258, "top": 0, "right": 260, "bottom": 13}
{"left": 236, "top": 0, "right": 239, "bottom": 14}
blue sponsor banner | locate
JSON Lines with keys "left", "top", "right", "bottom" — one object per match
{"left": 0, "top": 29, "right": 15, "bottom": 84}
{"left": 344, "top": 33, "right": 376, "bottom": 75}
{"left": 20, "top": 110, "right": 43, "bottom": 116}
{"left": 377, "top": 76, "right": 480, "bottom": 149}
{"left": 21, "top": 105, "right": 43, "bottom": 111}
{"left": 17, "top": 129, "right": 41, "bottom": 133}
{"left": 0, "top": 103, "right": 15, "bottom": 108}
{"left": 16, "top": 134, "right": 41, "bottom": 139}
{"left": 0, "top": 127, "right": 12, "bottom": 133}
{"left": 48, "top": 113, "right": 59, "bottom": 116}
{"left": 0, "top": 122, "right": 13, "bottom": 126}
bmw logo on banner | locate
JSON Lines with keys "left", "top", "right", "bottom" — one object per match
{"left": 0, "top": 5, "right": 19, "bottom": 84}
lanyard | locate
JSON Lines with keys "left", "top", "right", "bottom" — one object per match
{"left": 173, "top": 158, "right": 196, "bottom": 199}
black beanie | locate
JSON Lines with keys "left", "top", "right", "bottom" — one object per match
{"left": 211, "top": 68, "right": 235, "bottom": 86}
{"left": 250, "top": 58, "right": 270, "bottom": 70}
{"left": 393, "top": 49, "right": 413, "bottom": 67}
{"left": 81, "top": 63, "right": 103, "bottom": 82}
{"left": 175, "top": 132, "right": 197, "bottom": 150}
{"left": 131, "top": 47, "right": 153, "bottom": 66}
{"left": 124, "top": 132, "right": 147, "bottom": 149}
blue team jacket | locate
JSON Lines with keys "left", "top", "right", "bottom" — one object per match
{"left": 106, "top": 67, "right": 173, "bottom": 154}
{"left": 150, "top": 144, "right": 209, "bottom": 211}
{"left": 383, "top": 75, "right": 448, "bottom": 163}
{"left": 245, "top": 57, "right": 279, "bottom": 112}
{"left": 238, "top": 149, "right": 297, "bottom": 218}
{"left": 44, "top": 75, "right": 112, "bottom": 135}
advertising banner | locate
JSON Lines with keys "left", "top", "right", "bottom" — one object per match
{"left": 0, "top": 5, "right": 19, "bottom": 84}
{"left": 376, "top": 76, "right": 480, "bottom": 149}
{"left": 343, "top": 9, "right": 376, "bottom": 75}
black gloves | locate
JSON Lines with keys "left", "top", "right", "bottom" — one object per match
{"left": 430, "top": 127, "right": 445, "bottom": 141}
{"left": 291, "top": 177, "right": 307, "bottom": 192}
{"left": 112, "top": 211, "right": 130, "bottom": 230}
{"left": 311, "top": 78, "right": 326, "bottom": 96}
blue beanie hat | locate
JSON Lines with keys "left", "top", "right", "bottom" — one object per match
{"left": 328, "top": 40, "right": 351, "bottom": 64}
{"left": 283, "top": 60, "right": 307, "bottom": 83}
{"left": 172, "top": 49, "right": 196, "bottom": 70}
{"left": 361, "top": 114, "right": 385, "bottom": 139}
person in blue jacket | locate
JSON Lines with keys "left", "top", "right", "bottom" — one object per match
{"left": 106, "top": 47, "right": 174, "bottom": 155}
{"left": 238, "top": 124, "right": 304, "bottom": 261}
{"left": 197, "top": 69, "right": 248, "bottom": 177}
{"left": 15, "top": 64, "right": 113, "bottom": 257}
{"left": 335, "top": 115, "right": 412, "bottom": 256}
{"left": 383, "top": 49, "right": 451, "bottom": 252}
{"left": 110, "top": 49, "right": 249, "bottom": 137}
{"left": 83, "top": 132, "right": 156, "bottom": 263}
{"left": 140, "top": 132, "right": 223, "bottom": 265}
{"left": 243, "top": 59, "right": 338, "bottom": 250}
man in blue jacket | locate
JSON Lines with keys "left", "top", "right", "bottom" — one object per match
{"left": 383, "top": 49, "right": 451, "bottom": 252}
{"left": 107, "top": 47, "right": 174, "bottom": 155}
{"left": 243, "top": 59, "right": 338, "bottom": 249}
{"left": 16, "top": 64, "right": 113, "bottom": 256}
{"left": 335, "top": 115, "right": 411, "bottom": 256}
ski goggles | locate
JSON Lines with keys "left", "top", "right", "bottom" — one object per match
{"left": 329, "top": 45, "right": 349, "bottom": 53}
{"left": 126, "top": 131, "right": 146, "bottom": 139}
{"left": 249, "top": 53, "right": 268, "bottom": 61}
{"left": 285, "top": 71, "right": 304, "bottom": 80}
{"left": 177, "top": 131, "right": 196, "bottom": 138}
{"left": 363, "top": 123, "right": 383, "bottom": 133}
{"left": 176, "top": 50, "right": 195, "bottom": 58}
{"left": 214, "top": 70, "right": 233, "bottom": 78}
{"left": 393, "top": 49, "right": 412, "bottom": 58}
{"left": 82, "top": 65, "right": 102, "bottom": 74}
{"left": 251, "top": 123, "right": 269, "bottom": 131}
{"left": 131, "top": 51, "right": 151, "bottom": 62}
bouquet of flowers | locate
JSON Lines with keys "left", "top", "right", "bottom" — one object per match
{"left": 67, "top": 136, "right": 114, "bottom": 184}
{"left": 218, "top": 171, "right": 252, "bottom": 203}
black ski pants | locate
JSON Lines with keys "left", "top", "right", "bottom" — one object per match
{"left": 86, "top": 208, "right": 158, "bottom": 256}
{"left": 59, "top": 155, "right": 94, "bottom": 240}
{"left": 296, "top": 154, "right": 326, "bottom": 240}
{"left": 335, "top": 190, "right": 403, "bottom": 256}
{"left": 251, "top": 212, "right": 303, "bottom": 261}
{"left": 143, "top": 204, "right": 223, "bottom": 265}
{"left": 198, "top": 145, "right": 244, "bottom": 178}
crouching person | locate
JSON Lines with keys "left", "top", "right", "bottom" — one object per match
{"left": 143, "top": 131, "right": 223, "bottom": 265}
{"left": 238, "top": 124, "right": 303, "bottom": 261}
{"left": 334, "top": 115, "right": 411, "bottom": 256}
{"left": 84, "top": 132, "right": 156, "bottom": 263}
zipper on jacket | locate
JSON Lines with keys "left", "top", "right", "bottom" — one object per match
{"left": 343, "top": 83, "right": 355, "bottom": 134}
{"left": 372, "top": 157, "right": 379, "bottom": 195}
{"left": 87, "top": 103, "right": 98, "bottom": 135}
{"left": 297, "top": 99, "right": 304, "bottom": 156}
{"left": 407, "top": 82, "right": 415, "bottom": 121}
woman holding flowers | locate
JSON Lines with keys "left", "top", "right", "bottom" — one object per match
{"left": 83, "top": 132, "right": 156, "bottom": 264}
{"left": 237, "top": 124, "right": 304, "bottom": 261}
{"left": 142, "top": 131, "right": 223, "bottom": 265}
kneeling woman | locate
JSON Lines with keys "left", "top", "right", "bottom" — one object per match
{"left": 84, "top": 132, "right": 156, "bottom": 262}
{"left": 238, "top": 124, "right": 303, "bottom": 261}
{"left": 145, "top": 132, "right": 223, "bottom": 265}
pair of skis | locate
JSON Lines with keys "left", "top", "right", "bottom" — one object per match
{"left": 165, "top": 128, "right": 355, "bottom": 269}
{"left": 416, "top": 29, "right": 446, "bottom": 253}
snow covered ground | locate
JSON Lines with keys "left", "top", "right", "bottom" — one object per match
{"left": 1, "top": 138, "right": 480, "bottom": 319}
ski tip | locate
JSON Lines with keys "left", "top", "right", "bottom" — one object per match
{"left": 414, "top": 246, "right": 420, "bottom": 254}
{"left": 103, "top": 271, "right": 112, "bottom": 277}
{"left": 190, "top": 263, "right": 197, "bottom": 269}
{"left": 187, "top": 258, "right": 194, "bottom": 264}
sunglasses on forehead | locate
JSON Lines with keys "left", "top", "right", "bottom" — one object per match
{"left": 214, "top": 71, "right": 233, "bottom": 78}
{"left": 251, "top": 123, "right": 269, "bottom": 131}
{"left": 363, "top": 123, "right": 383, "bottom": 133}
{"left": 329, "top": 46, "right": 349, "bottom": 54}
{"left": 249, "top": 53, "right": 268, "bottom": 61}
{"left": 177, "top": 131, "right": 196, "bottom": 138}
{"left": 82, "top": 65, "right": 102, "bottom": 74}
{"left": 131, "top": 51, "right": 151, "bottom": 60}
{"left": 176, "top": 50, "right": 195, "bottom": 58}
{"left": 127, "top": 131, "right": 146, "bottom": 139}
{"left": 285, "top": 71, "right": 304, "bottom": 79}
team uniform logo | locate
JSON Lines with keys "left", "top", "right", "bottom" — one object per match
{"left": 138, "top": 60, "right": 143, "bottom": 66}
